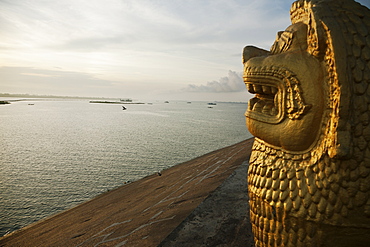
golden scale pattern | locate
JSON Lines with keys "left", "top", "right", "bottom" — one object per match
{"left": 247, "top": 0, "right": 370, "bottom": 246}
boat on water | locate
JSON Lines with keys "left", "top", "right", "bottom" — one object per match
{"left": 120, "top": 98, "right": 132, "bottom": 102}
{"left": 208, "top": 102, "right": 217, "bottom": 105}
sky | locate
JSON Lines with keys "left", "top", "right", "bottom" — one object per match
{"left": 1, "top": 0, "right": 369, "bottom": 102}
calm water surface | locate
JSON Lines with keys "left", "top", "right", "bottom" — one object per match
{"left": 0, "top": 99, "right": 251, "bottom": 236}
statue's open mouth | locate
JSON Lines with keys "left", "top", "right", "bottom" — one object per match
{"left": 244, "top": 67, "right": 286, "bottom": 124}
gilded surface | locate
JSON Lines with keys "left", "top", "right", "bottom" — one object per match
{"left": 243, "top": 0, "right": 370, "bottom": 246}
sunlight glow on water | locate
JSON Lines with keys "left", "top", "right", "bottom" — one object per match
{"left": 0, "top": 99, "right": 251, "bottom": 236}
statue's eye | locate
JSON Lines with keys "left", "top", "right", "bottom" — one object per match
{"left": 270, "top": 31, "right": 294, "bottom": 54}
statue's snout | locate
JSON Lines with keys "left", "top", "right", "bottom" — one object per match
{"left": 242, "top": 46, "right": 269, "bottom": 64}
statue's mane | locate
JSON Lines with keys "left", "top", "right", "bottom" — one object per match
{"left": 288, "top": 0, "right": 370, "bottom": 159}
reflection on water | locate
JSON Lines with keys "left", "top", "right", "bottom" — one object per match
{"left": 0, "top": 99, "right": 251, "bottom": 236}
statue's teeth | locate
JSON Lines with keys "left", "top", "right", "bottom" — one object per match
{"left": 262, "top": 86, "right": 272, "bottom": 94}
{"left": 247, "top": 84, "right": 278, "bottom": 96}
{"left": 262, "top": 104, "right": 271, "bottom": 114}
{"left": 249, "top": 98, "right": 259, "bottom": 110}
{"left": 271, "top": 106, "right": 277, "bottom": 116}
{"left": 247, "top": 84, "right": 255, "bottom": 93}
{"left": 254, "top": 85, "right": 262, "bottom": 93}
{"left": 252, "top": 100, "right": 265, "bottom": 112}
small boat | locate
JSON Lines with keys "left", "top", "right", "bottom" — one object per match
{"left": 208, "top": 102, "right": 217, "bottom": 105}
{"left": 122, "top": 106, "right": 127, "bottom": 110}
{"left": 120, "top": 98, "right": 132, "bottom": 102}
{"left": 164, "top": 101, "right": 169, "bottom": 103}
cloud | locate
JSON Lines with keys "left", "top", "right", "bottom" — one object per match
{"left": 0, "top": 66, "right": 124, "bottom": 97}
{"left": 6, "top": 0, "right": 369, "bottom": 102}
{"left": 0, "top": 0, "right": 293, "bottom": 78}
{"left": 182, "top": 70, "right": 245, "bottom": 93}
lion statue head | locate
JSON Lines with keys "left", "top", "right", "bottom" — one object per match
{"left": 243, "top": 0, "right": 370, "bottom": 246}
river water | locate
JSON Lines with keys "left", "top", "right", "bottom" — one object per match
{"left": 0, "top": 99, "right": 252, "bottom": 236}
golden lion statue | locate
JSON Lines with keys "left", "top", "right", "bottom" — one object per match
{"left": 243, "top": 0, "right": 370, "bottom": 246}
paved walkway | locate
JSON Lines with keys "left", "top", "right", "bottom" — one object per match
{"left": 159, "top": 161, "right": 255, "bottom": 247}
{"left": 0, "top": 138, "right": 254, "bottom": 247}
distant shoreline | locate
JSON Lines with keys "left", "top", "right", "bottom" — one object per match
{"left": 0, "top": 93, "right": 119, "bottom": 100}
{"left": 0, "top": 93, "right": 249, "bottom": 104}
{"left": 89, "top": 100, "right": 145, "bottom": 104}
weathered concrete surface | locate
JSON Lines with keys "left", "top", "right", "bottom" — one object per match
{"left": 159, "top": 161, "right": 255, "bottom": 247}
{"left": 0, "top": 138, "right": 254, "bottom": 247}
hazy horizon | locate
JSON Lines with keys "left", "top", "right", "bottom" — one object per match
{"left": 0, "top": 92, "right": 251, "bottom": 103}
{"left": 1, "top": 0, "right": 369, "bottom": 102}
